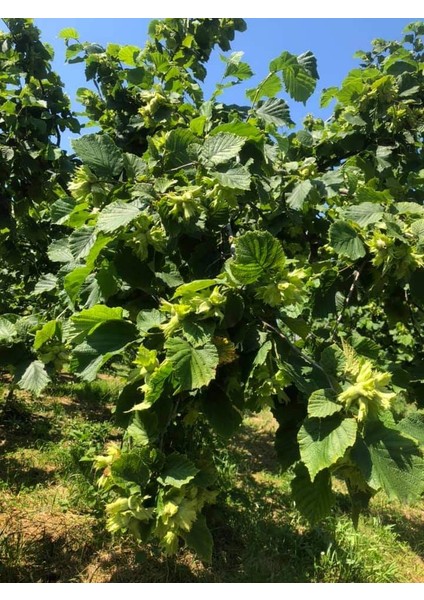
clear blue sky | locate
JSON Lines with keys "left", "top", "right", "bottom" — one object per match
{"left": 29, "top": 19, "right": 419, "bottom": 148}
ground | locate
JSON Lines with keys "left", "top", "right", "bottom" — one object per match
{"left": 0, "top": 377, "right": 423, "bottom": 583}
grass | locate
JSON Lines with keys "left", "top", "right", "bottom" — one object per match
{"left": 0, "top": 378, "right": 423, "bottom": 583}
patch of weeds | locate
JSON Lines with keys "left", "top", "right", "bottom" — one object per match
{"left": 311, "top": 516, "right": 400, "bottom": 582}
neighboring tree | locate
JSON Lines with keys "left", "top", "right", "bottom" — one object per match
{"left": 1, "top": 18, "right": 424, "bottom": 561}
{"left": 0, "top": 19, "right": 79, "bottom": 393}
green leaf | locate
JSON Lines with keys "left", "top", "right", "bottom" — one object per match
{"left": 33, "top": 273, "right": 57, "bottom": 295}
{"left": 230, "top": 230, "right": 285, "bottom": 285}
{"left": 329, "top": 221, "right": 366, "bottom": 260}
{"left": 143, "top": 361, "right": 173, "bottom": 406}
{"left": 256, "top": 98, "right": 293, "bottom": 127}
{"left": 356, "top": 187, "right": 391, "bottom": 204}
{"left": 118, "top": 45, "right": 140, "bottom": 66}
{"left": 200, "top": 133, "right": 245, "bottom": 166}
{"left": 69, "top": 226, "right": 96, "bottom": 261}
{"left": 320, "top": 87, "right": 338, "bottom": 108}
{"left": 111, "top": 450, "right": 150, "bottom": 486}
{"left": 296, "top": 130, "right": 314, "bottom": 147}
{"left": 246, "top": 72, "right": 282, "bottom": 102}
{"left": 34, "top": 320, "right": 59, "bottom": 350}
{"left": 58, "top": 27, "right": 79, "bottom": 40}
{"left": 287, "top": 180, "right": 313, "bottom": 210}
{"left": 291, "top": 464, "right": 334, "bottom": 525}
{"left": 398, "top": 412, "right": 424, "bottom": 446}
{"left": 183, "top": 515, "right": 213, "bottom": 563}
{"left": 97, "top": 201, "right": 140, "bottom": 233}
{"left": 223, "top": 57, "right": 253, "bottom": 82}
{"left": 396, "top": 202, "right": 424, "bottom": 216}
{"left": 50, "top": 196, "right": 77, "bottom": 225}
{"left": 353, "top": 422, "right": 424, "bottom": 502}
{"left": 72, "top": 320, "right": 137, "bottom": 381}
{"left": 211, "top": 166, "right": 251, "bottom": 190}
{"left": 297, "top": 50, "right": 319, "bottom": 80}
{"left": 343, "top": 202, "right": 384, "bottom": 227}
{"left": 64, "top": 266, "right": 91, "bottom": 304}
{"left": 136, "top": 309, "right": 165, "bottom": 335}
{"left": 209, "top": 122, "right": 263, "bottom": 143}
{"left": 164, "top": 128, "right": 197, "bottom": 169}
{"left": 72, "top": 134, "right": 123, "bottom": 178}
{"left": 47, "top": 238, "right": 74, "bottom": 263}
{"left": 165, "top": 337, "right": 219, "bottom": 391}
{"left": 158, "top": 453, "right": 199, "bottom": 488}
{"left": 308, "top": 389, "right": 343, "bottom": 419}
{"left": 173, "top": 279, "right": 218, "bottom": 299}
{"left": 0, "top": 317, "right": 16, "bottom": 342}
{"left": 270, "top": 51, "right": 318, "bottom": 103}
{"left": 298, "top": 416, "right": 358, "bottom": 480}
{"left": 71, "top": 305, "right": 125, "bottom": 337}
{"left": 18, "top": 360, "right": 50, "bottom": 397}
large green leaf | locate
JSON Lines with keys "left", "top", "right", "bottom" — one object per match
{"left": 72, "top": 134, "right": 123, "bottom": 178}
{"left": 287, "top": 180, "right": 313, "bottom": 210}
{"left": 34, "top": 320, "right": 59, "bottom": 350}
{"left": 136, "top": 309, "right": 166, "bottom": 334}
{"left": 50, "top": 197, "right": 77, "bottom": 225}
{"left": 64, "top": 266, "right": 91, "bottom": 304}
{"left": 164, "top": 128, "right": 197, "bottom": 169}
{"left": 72, "top": 320, "right": 137, "bottom": 381}
{"left": 246, "top": 72, "right": 282, "bottom": 102}
{"left": 291, "top": 464, "right": 334, "bottom": 525}
{"left": 97, "top": 201, "right": 140, "bottom": 233}
{"left": 209, "top": 122, "right": 263, "bottom": 143}
{"left": 256, "top": 98, "right": 293, "bottom": 127}
{"left": 71, "top": 305, "right": 125, "bottom": 338}
{"left": 211, "top": 166, "right": 251, "bottom": 190}
{"left": 200, "top": 133, "right": 245, "bottom": 166}
{"left": 269, "top": 51, "right": 318, "bottom": 103}
{"left": 69, "top": 226, "right": 97, "bottom": 261}
{"left": 343, "top": 202, "right": 384, "bottom": 227}
{"left": 308, "top": 389, "right": 343, "bottom": 419}
{"left": 33, "top": 273, "right": 58, "bottom": 295}
{"left": 329, "top": 221, "right": 366, "bottom": 260}
{"left": 47, "top": 238, "right": 74, "bottom": 263}
{"left": 230, "top": 230, "right": 285, "bottom": 284}
{"left": 111, "top": 451, "right": 150, "bottom": 486}
{"left": 297, "top": 51, "right": 319, "bottom": 80}
{"left": 165, "top": 337, "right": 219, "bottom": 391}
{"left": 17, "top": 360, "right": 50, "bottom": 397}
{"left": 397, "top": 412, "right": 424, "bottom": 446}
{"left": 298, "top": 416, "right": 358, "bottom": 480}
{"left": 352, "top": 422, "right": 424, "bottom": 502}
{"left": 0, "top": 317, "right": 16, "bottom": 342}
{"left": 158, "top": 453, "right": 199, "bottom": 488}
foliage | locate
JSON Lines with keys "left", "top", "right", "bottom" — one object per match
{"left": 0, "top": 19, "right": 79, "bottom": 313}
{"left": 1, "top": 18, "right": 424, "bottom": 562}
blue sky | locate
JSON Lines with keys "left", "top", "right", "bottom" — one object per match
{"left": 30, "top": 19, "right": 419, "bottom": 148}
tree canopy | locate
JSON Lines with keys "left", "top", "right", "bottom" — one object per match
{"left": 1, "top": 18, "right": 424, "bottom": 562}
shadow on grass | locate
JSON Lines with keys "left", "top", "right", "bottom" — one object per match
{"left": 377, "top": 510, "right": 424, "bottom": 560}
{"left": 0, "top": 399, "right": 57, "bottom": 454}
{"left": 0, "top": 522, "right": 103, "bottom": 583}
{"left": 0, "top": 455, "right": 55, "bottom": 491}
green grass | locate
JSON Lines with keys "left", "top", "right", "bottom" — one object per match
{"left": 0, "top": 379, "right": 423, "bottom": 582}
